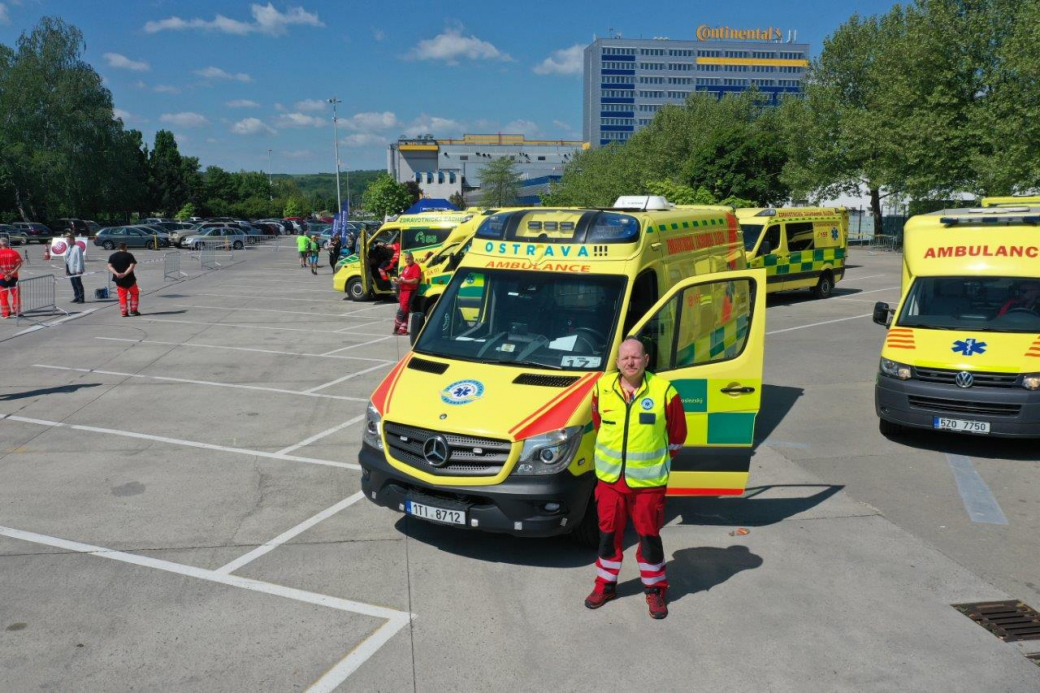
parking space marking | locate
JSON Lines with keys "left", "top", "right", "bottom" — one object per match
{"left": 0, "top": 414, "right": 363, "bottom": 471}
{"left": 304, "top": 364, "right": 394, "bottom": 394}
{"left": 320, "top": 336, "right": 395, "bottom": 357}
{"left": 139, "top": 318, "right": 388, "bottom": 338}
{"left": 276, "top": 414, "right": 368, "bottom": 456}
{"left": 341, "top": 305, "right": 391, "bottom": 317}
{"left": 946, "top": 454, "right": 1009, "bottom": 525}
{"left": 216, "top": 491, "right": 366, "bottom": 575}
{"left": 844, "top": 274, "right": 884, "bottom": 280}
{"left": 96, "top": 337, "right": 393, "bottom": 363}
{"left": 185, "top": 292, "right": 354, "bottom": 304}
{"left": 767, "top": 313, "right": 874, "bottom": 335}
{"left": 34, "top": 365, "right": 369, "bottom": 402}
{"left": 168, "top": 303, "right": 373, "bottom": 318}
{"left": 0, "top": 524, "right": 412, "bottom": 690}
{"left": 12, "top": 309, "right": 99, "bottom": 337}
{"left": 831, "top": 286, "right": 900, "bottom": 301}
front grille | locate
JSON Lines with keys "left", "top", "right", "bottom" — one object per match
{"left": 513, "top": 373, "right": 581, "bottom": 387}
{"left": 907, "top": 395, "right": 1021, "bottom": 417}
{"left": 914, "top": 367, "right": 1018, "bottom": 388}
{"left": 383, "top": 421, "right": 512, "bottom": 476}
{"left": 408, "top": 357, "right": 449, "bottom": 374}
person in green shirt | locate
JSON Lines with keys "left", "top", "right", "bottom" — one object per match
{"left": 296, "top": 233, "right": 310, "bottom": 268}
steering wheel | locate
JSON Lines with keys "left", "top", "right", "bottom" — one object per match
{"left": 574, "top": 327, "right": 607, "bottom": 343}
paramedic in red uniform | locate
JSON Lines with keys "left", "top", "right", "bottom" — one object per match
{"left": 379, "top": 238, "right": 402, "bottom": 283}
{"left": 585, "top": 337, "right": 687, "bottom": 619}
{"left": 0, "top": 237, "right": 23, "bottom": 318}
{"left": 393, "top": 251, "right": 421, "bottom": 335}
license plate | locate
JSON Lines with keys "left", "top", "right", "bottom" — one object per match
{"left": 405, "top": 500, "right": 466, "bottom": 525}
{"left": 933, "top": 417, "right": 991, "bottom": 434}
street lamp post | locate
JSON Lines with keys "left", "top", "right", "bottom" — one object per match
{"left": 267, "top": 148, "right": 273, "bottom": 201}
{"left": 328, "top": 97, "right": 343, "bottom": 216}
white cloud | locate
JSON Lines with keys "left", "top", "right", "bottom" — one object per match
{"left": 281, "top": 149, "right": 314, "bottom": 159}
{"left": 372, "top": 28, "right": 385, "bottom": 42}
{"left": 226, "top": 99, "right": 260, "bottom": 108}
{"left": 504, "top": 119, "right": 541, "bottom": 137}
{"left": 195, "top": 66, "right": 252, "bottom": 83}
{"left": 160, "top": 112, "right": 209, "bottom": 128}
{"left": 341, "top": 133, "right": 387, "bottom": 148}
{"left": 274, "top": 103, "right": 287, "bottom": 112}
{"left": 407, "top": 25, "right": 511, "bottom": 64}
{"left": 231, "top": 117, "right": 276, "bottom": 135}
{"left": 103, "top": 53, "right": 150, "bottom": 72}
{"left": 276, "top": 112, "right": 325, "bottom": 128}
{"left": 206, "top": 138, "right": 221, "bottom": 144}
{"left": 0, "top": 4, "right": 9, "bottom": 26}
{"left": 403, "top": 114, "right": 464, "bottom": 138}
{"left": 294, "top": 98, "right": 326, "bottom": 112}
{"left": 144, "top": 3, "right": 324, "bottom": 36}
{"left": 153, "top": 84, "right": 180, "bottom": 94}
{"left": 533, "top": 44, "right": 584, "bottom": 75}
{"left": 342, "top": 111, "right": 398, "bottom": 132}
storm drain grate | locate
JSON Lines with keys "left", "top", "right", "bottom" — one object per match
{"left": 954, "top": 601, "right": 1040, "bottom": 642}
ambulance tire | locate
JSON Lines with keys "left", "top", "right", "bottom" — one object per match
{"left": 570, "top": 496, "right": 599, "bottom": 548}
{"left": 346, "top": 277, "right": 370, "bottom": 302}
{"left": 812, "top": 272, "right": 834, "bottom": 299}
{"left": 878, "top": 417, "right": 902, "bottom": 437}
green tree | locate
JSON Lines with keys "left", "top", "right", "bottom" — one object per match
{"left": 448, "top": 191, "right": 466, "bottom": 209}
{"left": 175, "top": 202, "right": 196, "bottom": 220}
{"left": 149, "top": 130, "right": 188, "bottom": 216}
{"left": 480, "top": 157, "right": 522, "bottom": 206}
{"left": 362, "top": 174, "right": 412, "bottom": 218}
{"left": 283, "top": 197, "right": 304, "bottom": 218}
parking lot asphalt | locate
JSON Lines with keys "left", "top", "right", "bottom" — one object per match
{"left": 1, "top": 244, "right": 1038, "bottom": 691}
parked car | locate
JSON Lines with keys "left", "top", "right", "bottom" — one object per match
{"left": 181, "top": 226, "right": 247, "bottom": 250}
{"left": 141, "top": 217, "right": 175, "bottom": 225}
{"left": 84, "top": 220, "right": 101, "bottom": 237}
{"left": 0, "top": 223, "right": 28, "bottom": 245}
{"left": 133, "top": 225, "right": 173, "bottom": 247}
{"left": 47, "top": 218, "right": 90, "bottom": 237}
{"left": 93, "top": 226, "right": 165, "bottom": 250}
{"left": 12, "top": 222, "right": 51, "bottom": 243}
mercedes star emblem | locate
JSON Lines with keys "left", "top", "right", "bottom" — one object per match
{"left": 422, "top": 434, "right": 451, "bottom": 467}
{"left": 955, "top": 371, "right": 974, "bottom": 388}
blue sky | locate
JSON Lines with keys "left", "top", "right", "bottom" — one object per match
{"left": 0, "top": 1, "right": 898, "bottom": 174}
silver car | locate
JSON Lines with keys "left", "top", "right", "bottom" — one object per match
{"left": 182, "top": 226, "right": 247, "bottom": 250}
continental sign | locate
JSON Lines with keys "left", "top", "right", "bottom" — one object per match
{"left": 696, "top": 25, "right": 783, "bottom": 41}
{"left": 923, "top": 245, "right": 1040, "bottom": 259}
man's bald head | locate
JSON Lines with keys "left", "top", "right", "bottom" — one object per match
{"left": 0, "top": 237, "right": 9, "bottom": 248}
{"left": 619, "top": 337, "right": 646, "bottom": 357}
{"left": 617, "top": 337, "right": 649, "bottom": 382}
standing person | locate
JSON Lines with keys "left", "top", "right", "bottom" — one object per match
{"left": 584, "top": 338, "right": 687, "bottom": 619}
{"left": 296, "top": 232, "right": 310, "bottom": 268}
{"left": 107, "top": 242, "right": 140, "bottom": 317}
{"left": 64, "top": 233, "right": 85, "bottom": 303}
{"left": 0, "top": 237, "right": 23, "bottom": 319}
{"left": 393, "top": 251, "right": 421, "bottom": 335}
{"left": 378, "top": 236, "right": 401, "bottom": 283}
{"left": 328, "top": 235, "right": 342, "bottom": 274}
{"left": 308, "top": 235, "right": 320, "bottom": 275}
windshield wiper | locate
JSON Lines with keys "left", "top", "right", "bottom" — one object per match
{"left": 510, "top": 359, "right": 564, "bottom": 370}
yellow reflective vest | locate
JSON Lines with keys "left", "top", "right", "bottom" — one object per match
{"left": 593, "top": 372, "right": 677, "bottom": 488}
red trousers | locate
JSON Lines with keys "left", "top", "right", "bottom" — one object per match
{"left": 593, "top": 479, "right": 668, "bottom": 593}
{"left": 117, "top": 284, "right": 139, "bottom": 315}
{"left": 0, "top": 282, "right": 19, "bottom": 317}
{"left": 394, "top": 290, "right": 415, "bottom": 334}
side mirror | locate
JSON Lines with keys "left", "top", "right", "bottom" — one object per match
{"left": 409, "top": 312, "right": 426, "bottom": 346}
{"left": 873, "top": 301, "right": 892, "bottom": 326}
{"left": 760, "top": 240, "right": 772, "bottom": 256}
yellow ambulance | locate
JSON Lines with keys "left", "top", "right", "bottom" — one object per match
{"left": 333, "top": 211, "right": 474, "bottom": 301}
{"left": 358, "top": 197, "right": 768, "bottom": 542}
{"left": 736, "top": 207, "right": 849, "bottom": 298}
{"left": 874, "top": 206, "right": 1040, "bottom": 438}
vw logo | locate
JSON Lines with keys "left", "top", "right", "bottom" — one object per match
{"left": 422, "top": 435, "right": 451, "bottom": 467}
{"left": 955, "top": 371, "right": 974, "bottom": 388}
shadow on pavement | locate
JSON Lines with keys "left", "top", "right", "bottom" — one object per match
{"left": 767, "top": 287, "right": 864, "bottom": 307}
{"left": 666, "top": 484, "right": 844, "bottom": 528}
{"left": 615, "top": 545, "right": 763, "bottom": 602}
{"left": 882, "top": 427, "right": 1039, "bottom": 462}
{"left": 0, "top": 383, "right": 101, "bottom": 401}
{"left": 753, "top": 384, "right": 804, "bottom": 448}
{"left": 134, "top": 310, "right": 188, "bottom": 317}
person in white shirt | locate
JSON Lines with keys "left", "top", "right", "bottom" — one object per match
{"left": 64, "top": 233, "right": 85, "bottom": 303}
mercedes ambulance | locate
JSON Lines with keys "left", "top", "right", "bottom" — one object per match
{"left": 333, "top": 211, "right": 474, "bottom": 301}
{"left": 736, "top": 207, "right": 849, "bottom": 298}
{"left": 874, "top": 207, "right": 1040, "bottom": 438}
{"left": 358, "top": 197, "right": 768, "bottom": 543}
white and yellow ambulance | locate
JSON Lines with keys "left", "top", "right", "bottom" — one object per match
{"left": 874, "top": 206, "right": 1040, "bottom": 437}
{"left": 358, "top": 197, "right": 768, "bottom": 542}
{"left": 736, "top": 207, "right": 849, "bottom": 298}
{"left": 333, "top": 211, "right": 474, "bottom": 301}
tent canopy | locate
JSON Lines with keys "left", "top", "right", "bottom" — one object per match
{"left": 403, "top": 198, "right": 458, "bottom": 214}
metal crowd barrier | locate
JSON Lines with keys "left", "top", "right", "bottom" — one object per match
{"left": 15, "top": 274, "right": 68, "bottom": 325}
{"left": 164, "top": 252, "right": 187, "bottom": 281}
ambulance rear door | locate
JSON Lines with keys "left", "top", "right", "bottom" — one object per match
{"left": 629, "top": 268, "right": 767, "bottom": 497}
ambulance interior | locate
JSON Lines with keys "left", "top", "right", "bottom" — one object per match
{"left": 897, "top": 276, "right": 1040, "bottom": 332}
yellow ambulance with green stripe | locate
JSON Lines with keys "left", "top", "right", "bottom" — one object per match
{"left": 358, "top": 196, "right": 768, "bottom": 543}
{"left": 737, "top": 207, "right": 849, "bottom": 298}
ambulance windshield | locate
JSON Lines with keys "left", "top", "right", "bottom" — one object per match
{"left": 476, "top": 210, "right": 640, "bottom": 245}
{"left": 415, "top": 268, "right": 626, "bottom": 370}
{"left": 740, "top": 224, "right": 765, "bottom": 252}
{"left": 897, "top": 276, "right": 1040, "bottom": 333}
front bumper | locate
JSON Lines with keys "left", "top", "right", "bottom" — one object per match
{"left": 875, "top": 375, "right": 1040, "bottom": 438}
{"left": 359, "top": 442, "right": 596, "bottom": 537}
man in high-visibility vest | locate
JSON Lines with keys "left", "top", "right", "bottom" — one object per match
{"left": 585, "top": 337, "right": 687, "bottom": 619}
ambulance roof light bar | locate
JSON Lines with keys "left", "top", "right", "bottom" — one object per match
{"left": 940, "top": 215, "right": 1040, "bottom": 227}
{"left": 755, "top": 209, "right": 777, "bottom": 217}
{"left": 612, "top": 195, "right": 673, "bottom": 211}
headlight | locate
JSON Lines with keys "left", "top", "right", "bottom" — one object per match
{"left": 879, "top": 358, "right": 912, "bottom": 380}
{"left": 512, "top": 426, "right": 583, "bottom": 475}
{"left": 1023, "top": 373, "right": 1040, "bottom": 391}
{"left": 363, "top": 402, "right": 383, "bottom": 450}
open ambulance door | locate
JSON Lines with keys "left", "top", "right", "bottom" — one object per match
{"left": 357, "top": 228, "right": 373, "bottom": 297}
{"left": 628, "top": 268, "right": 767, "bottom": 497}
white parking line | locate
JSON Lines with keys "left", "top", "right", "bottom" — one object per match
{"left": 168, "top": 303, "right": 368, "bottom": 318}
{"left": 96, "top": 337, "right": 393, "bottom": 363}
{"left": 320, "top": 336, "right": 395, "bottom": 357}
{"left": 946, "top": 454, "right": 1009, "bottom": 525}
{"left": 304, "top": 364, "right": 394, "bottom": 394}
{"left": 0, "top": 414, "right": 363, "bottom": 471}
{"left": 216, "top": 491, "right": 366, "bottom": 574}
{"left": 831, "top": 286, "right": 900, "bottom": 301}
{"left": 844, "top": 274, "right": 884, "bottom": 281}
{"left": 34, "top": 364, "right": 369, "bottom": 402}
{"left": 141, "top": 317, "right": 387, "bottom": 337}
{"left": 184, "top": 292, "right": 348, "bottom": 304}
{"left": 13, "top": 308, "right": 98, "bottom": 336}
{"left": 341, "top": 305, "right": 391, "bottom": 317}
{"left": 276, "top": 414, "right": 368, "bottom": 456}
{"left": 0, "top": 525, "right": 411, "bottom": 690}
{"left": 767, "top": 313, "right": 874, "bottom": 335}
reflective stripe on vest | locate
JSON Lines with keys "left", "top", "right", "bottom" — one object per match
{"left": 593, "top": 372, "right": 676, "bottom": 488}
